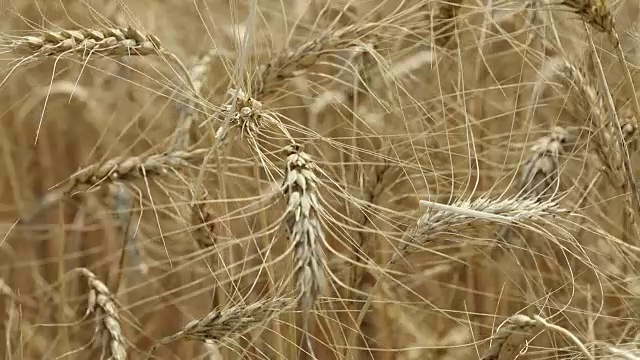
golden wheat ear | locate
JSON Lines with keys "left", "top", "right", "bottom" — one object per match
{"left": 281, "top": 144, "right": 326, "bottom": 312}
{"left": 74, "top": 268, "right": 127, "bottom": 360}
{"left": 145, "top": 297, "right": 296, "bottom": 359}
{"left": 7, "top": 27, "right": 163, "bottom": 57}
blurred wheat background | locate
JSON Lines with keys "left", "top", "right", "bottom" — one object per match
{"left": 0, "top": 0, "right": 639, "bottom": 359}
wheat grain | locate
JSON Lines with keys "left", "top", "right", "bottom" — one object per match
{"left": 75, "top": 268, "right": 127, "bottom": 360}
{"left": 281, "top": 144, "right": 326, "bottom": 311}
{"left": 214, "top": 88, "right": 277, "bottom": 143}
{"left": 620, "top": 108, "right": 638, "bottom": 152}
{"left": 145, "top": 296, "right": 295, "bottom": 359}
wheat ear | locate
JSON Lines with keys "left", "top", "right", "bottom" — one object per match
{"left": 22, "top": 149, "right": 208, "bottom": 223}
{"left": 253, "top": 23, "right": 377, "bottom": 98}
{"left": 519, "top": 127, "right": 573, "bottom": 201}
{"left": 281, "top": 144, "right": 326, "bottom": 312}
{"left": 6, "top": 27, "right": 162, "bottom": 57}
{"left": 145, "top": 297, "right": 295, "bottom": 359}
{"left": 4, "top": 27, "right": 199, "bottom": 113}
{"left": 553, "top": 59, "right": 639, "bottom": 215}
{"left": 75, "top": 268, "right": 127, "bottom": 360}
{"left": 482, "top": 314, "right": 594, "bottom": 360}
{"left": 559, "top": 0, "right": 640, "bottom": 144}
{"left": 398, "top": 196, "right": 567, "bottom": 257}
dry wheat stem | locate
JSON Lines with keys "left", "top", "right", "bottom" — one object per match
{"left": 281, "top": 144, "right": 326, "bottom": 312}
{"left": 145, "top": 296, "right": 296, "bottom": 359}
{"left": 525, "top": 0, "right": 545, "bottom": 47}
{"left": 75, "top": 268, "right": 127, "bottom": 360}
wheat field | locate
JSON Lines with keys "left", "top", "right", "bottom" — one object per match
{"left": 0, "top": 0, "right": 639, "bottom": 359}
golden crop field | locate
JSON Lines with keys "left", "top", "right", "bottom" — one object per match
{"left": 0, "top": 0, "right": 639, "bottom": 359}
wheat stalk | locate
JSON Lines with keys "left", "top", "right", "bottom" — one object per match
{"left": 281, "top": 144, "right": 326, "bottom": 312}
{"left": 145, "top": 296, "right": 295, "bottom": 359}
{"left": 75, "top": 268, "right": 127, "bottom": 360}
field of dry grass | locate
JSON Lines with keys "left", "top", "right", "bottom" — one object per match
{"left": 1, "top": 0, "right": 640, "bottom": 359}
